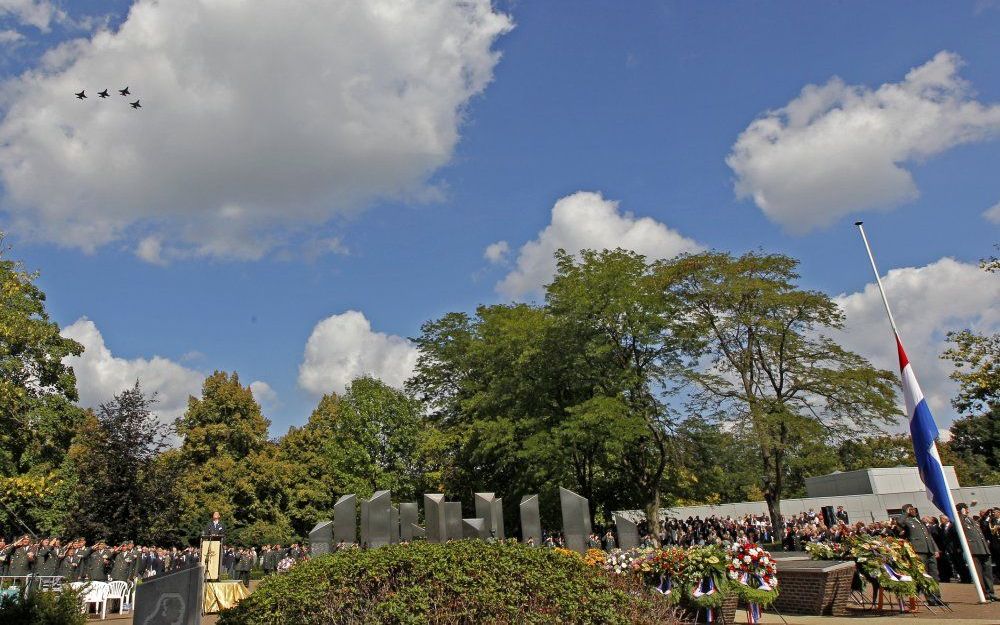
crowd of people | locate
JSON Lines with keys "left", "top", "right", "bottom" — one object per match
{"left": 0, "top": 535, "right": 311, "bottom": 587}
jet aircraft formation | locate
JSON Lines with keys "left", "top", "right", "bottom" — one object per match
{"left": 75, "top": 86, "right": 140, "bottom": 109}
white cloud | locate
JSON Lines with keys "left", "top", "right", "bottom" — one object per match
{"left": 0, "top": 0, "right": 64, "bottom": 31}
{"left": 484, "top": 240, "right": 509, "bottom": 264}
{"left": 983, "top": 201, "right": 1000, "bottom": 224}
{"left": 61, "top": 318, "right": 204, "bottom": 423}
{"left": 249, "top": 380, "right": 278, "bottom": 411}
{"left": 0, "top": 29, "right": 24, "bottom": 44}
{"left": 496, "top": 191, "right": 702, "bottom": 298}
{"left": 728, "top": 51, "right": 1000, "bottom": 233}
{"left": 0, "top": 0, "right": 512, "bottom": 260}
{"left": 298, "top": 310, "right": 418, "bottom": 396}
{"left": 833, "top": 258, "right": 1000, "bottom": 423}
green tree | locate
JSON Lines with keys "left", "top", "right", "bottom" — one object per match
{"left": 0, "top": 234, "right": 86, "bottom": 534}
{"left": 62, "top": 383, "right": 173, "bottom": 542}
{"left": 837, "top": 434, "right": 915, "bottom": 471}
{"left": 175, "top": 372, "right": 273, "bottom": 542}
{"left": 944, "top": 403, "right": 1000, "bottom": 485}
{"left": 672, "top": 251, "right": 899, "bottom": 531}
{"left": 943, "top": 246, "right": 998, "bottom": 416}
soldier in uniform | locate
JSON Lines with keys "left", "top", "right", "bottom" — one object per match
{"left": 953, "top": 503, "right": 999, "bottom": 602}
{"left": 7, "top": 535, "right": 35, "bottom": 581}
{"left": 898, "top": 505, "right": 944, "bottom": 605}
{"left": 110, "top": 543, "right": 135, "bottom": 581}
{"left": 84, "top": 541, "right": 111, "bottom": 582}
{"left": 57, "top": 546, "right": 83, "bottom": 582}
{"left": 0, "top": 537, "right": 12, "bottom": 576}
{"left": 36, "top": 538, "right": 62, "bottom": 579}
{"left": 235, "top": 548, "right": 253, "bottom": 587}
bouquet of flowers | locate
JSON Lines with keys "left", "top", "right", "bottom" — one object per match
{"left": 804, "top": 541, "right": 842, "bottom": 561}
{"left": 676, "top": 545, "right": 731, "bottom": 610}
{"left": 727, "top": 542, "right": 779, "bottom": 610}
{"left": 603, "top": 548, "right": 646, "bottom": 577}
{"left": 646, "top": 547, "right": 687, "bottom": 604}
{"left": 583, "top": 548, "right": 607, "bottom": 568}
{"left": 844, "top": 535, "right": 918, "bottom": 597}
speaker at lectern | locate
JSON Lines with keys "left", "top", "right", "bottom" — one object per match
{"left": 200, "top": 512, "right": 226, "bottom": 581}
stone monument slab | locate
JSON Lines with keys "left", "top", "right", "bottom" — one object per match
{"left": 519, "top": 495, "right": 541, "bottom": 546}
{"left": 463, "top": 518, "right": 488, "bottom": 539}
{"left": 424, "top": 494, "right": 447, "bottom": 543}
{"left": 134, "top": 564, "right": 204, "bottom": 625}
{"left": 475, "top": 492, "right": 505, "bottom": 539}
{"left": 399, "top": 503, "right": 419, "bottom": 541}
{"left": 560, "top": 487, "right": 592, "bottom": 554}
{"left": 334, "top": 494, "right": 357, "bottom": 545}
{"left": 309, "top": 520, "right": 333, "bottom": 556}
{"left": 444, "top": 502, "right": 463, "bottom": 542}
{"left": 367, "top": 490, "right": 392, "bottom": 548}
{"left": 614, "top": 513, "right": 639, "bottom": 550}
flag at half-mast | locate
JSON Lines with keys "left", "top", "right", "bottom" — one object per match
{"left": 897, "top": 335, "right": 956, "bottom": 520}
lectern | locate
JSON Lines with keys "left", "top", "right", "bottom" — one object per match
{"left": 200, "top": 535, "right": 223, "bottom": 581}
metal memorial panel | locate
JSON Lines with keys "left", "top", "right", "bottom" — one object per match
{"left": 560, "top": 487, "right": 592, "bottom": 554}
{"left": 475, "top": 492, "right": 504, "bottom": 539}
{"left": 462, "top": 518, "right": 488, "bottom": 539}
{"left": 309, "top": 520, "right": 333, "bottom": 556}
{"left": 367, "top": 490, "right": 392, "bottom": 548}
{"left": 400, "top": 503, "right": 419, "bottom": 542}
{"left": 614, "top": 513, "right": 639, "bottom": 550}
{"left": 424, "top": 494, "right": 446, "bottom": 543}
{"left": 444, "top": 502, "right": 463, "bottom": 542}
{"left": 334, "top": 494, "right": 357, "bottom": 545}
{"left": 519, "top": 495, "right": 541, "bottom": 546}
{"left": 134, "top": 564, "right": 204, "bottom": 625}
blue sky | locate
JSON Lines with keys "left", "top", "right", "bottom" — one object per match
{"left": 2, "top": 1, "right": 998, "bottom": 433}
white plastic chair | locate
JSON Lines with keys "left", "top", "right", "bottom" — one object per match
{"left": 79, "top": 582, "right": 109, "bottom": 619}
{"left": 105, "top": 580, "right": 128, "bottom": 614}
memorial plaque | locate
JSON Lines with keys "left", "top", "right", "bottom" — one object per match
{"left": 334, "top": 494, "right": 357, "bottom": 545}
{"left": 463, "top": 518, "right": 488, "bottom": 539}
{"left": 614, "top": 513, "right": 639, "bottom": 550}
{"left": 367, "top": 490, "right": 392, "bottom": 548}
{"left": 519, "top": 495, "right": 541, "bottom": 546}
{"left": 444, "top": 502, "right": 463, "bottom": 542}
{"left": 134, "top": 564, "right": 204, "bottom": 625}
{"left": 309, "top": 520, "right": 334, "bottom": 556}
{"left": 400, "top": 503, "right": 419, "bottom": 541}
{"left": 475, "top": 492, "right": 505, "bottom": 539}
{"left": 560, "top": 487, "right": 592, "bottom": 554}
{"left": 424, "top": 494, "right": 447, "bottom": 543}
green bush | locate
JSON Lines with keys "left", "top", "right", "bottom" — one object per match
{"left": 218, "top": 540, "right": 680, "bottom": 625}
{"left": 0, "top": 586, "right": 87, "bottom": 625}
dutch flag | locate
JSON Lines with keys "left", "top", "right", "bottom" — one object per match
{"left": 897, "top": 335, "right": 956, "bottom": 521}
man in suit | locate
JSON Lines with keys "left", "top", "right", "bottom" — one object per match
{"left": 835, "top": 506, "right": 849, "bottom": 525}
{"left": 954, "top": 503, "right": 999, "bottom": 602}
{"left": 203, "top": 511, "right": 226, "bottom": 537}
{"left": 899, "top": 505, "right": 944, "bottom": 605}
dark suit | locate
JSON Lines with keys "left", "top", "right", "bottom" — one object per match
{"left": 203, "top": 521, "right": 226, "bottom": 537}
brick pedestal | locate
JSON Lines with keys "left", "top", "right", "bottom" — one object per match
{"left": 770, "top": 557, "right": 855, "bottom": 616}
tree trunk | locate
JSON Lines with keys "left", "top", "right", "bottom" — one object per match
{"left": 646, "top": 487, "right": 661, "bottom": 547}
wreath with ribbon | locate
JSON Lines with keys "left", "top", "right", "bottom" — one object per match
{"left": 677, "top": 545, "right": 731, "bottom": 609}
{"left": 726, "top": 542, "right": 779, "bottom": 607}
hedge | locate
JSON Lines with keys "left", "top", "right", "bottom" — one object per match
{"left": 218, "top": 540, "right": 680, "bottom": 625}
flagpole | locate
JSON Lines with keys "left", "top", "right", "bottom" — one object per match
{"left": 854, "top": 221, "right": 987, "bottom": 604}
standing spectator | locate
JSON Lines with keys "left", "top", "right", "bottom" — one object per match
{"left": 235, "top": 548, "right": 253, "bottom": 587}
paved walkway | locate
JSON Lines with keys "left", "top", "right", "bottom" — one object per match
{"left": 738, "top": 583, "right": 1000, "bottom": 624}
{"left": 90, "top": 582, "right": 1000, "bottom": 624}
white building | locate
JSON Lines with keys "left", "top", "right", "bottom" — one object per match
{"left": 625, "top": 467, "right": 1000, "bottom": 522}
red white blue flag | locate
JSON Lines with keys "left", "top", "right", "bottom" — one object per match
{"left": 897, "top": 336, "right": 956, "bottom": 521}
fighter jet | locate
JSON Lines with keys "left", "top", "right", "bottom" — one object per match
{"left": 98, "top": 89, "right": 110, "bottom": 98}
{"left": 119, "top": 86, "right": 130, "bottom": 96}
{"left": 130, "top": 99, "right": 141, "bottom": 109}
{"left": 75, "top": 90, "right": 86, "bottom": 99}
